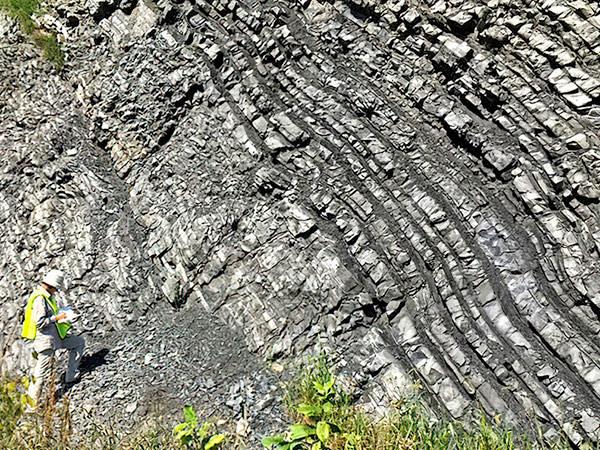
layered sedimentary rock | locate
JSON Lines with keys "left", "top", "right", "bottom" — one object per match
{"left": 1, "top": 0, "right": 600, "bottom": 445}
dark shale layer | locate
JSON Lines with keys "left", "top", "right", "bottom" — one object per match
{"left": 1, "top": 0, "right": 600, "bottom": 446}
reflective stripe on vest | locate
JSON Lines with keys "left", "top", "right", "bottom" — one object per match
{"left": 21, "top": 289, "right": 72, "bottom": 340}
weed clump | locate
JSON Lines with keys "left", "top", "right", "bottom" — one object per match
{"left": 172, "top": 405, "right": 226, "bottom": 449}
{"left": 0, "top": 360, "right": 588, "bottom": 450}
{"left": 0, "top": 0, "right": 65, "bottom": 69}
{"left": 0, "top": 374, "right": 73, "bottom": 449}
{"left": 0, "top": 378, "right": 26, "bottom": 440}
{"left": 0, "top": 376, "right": 229, "bottom": 450}
{"left": 263, "top": 355, "right": 574, "bottom": 450}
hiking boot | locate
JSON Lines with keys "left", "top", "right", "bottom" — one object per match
{"left": 64, "top": 375, "right": 81, "bottom": 385}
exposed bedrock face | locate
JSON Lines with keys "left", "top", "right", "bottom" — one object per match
{"left": 2, "top": 0, "right": 600, "bottom": 444}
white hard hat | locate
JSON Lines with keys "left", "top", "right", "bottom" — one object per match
{"left": 42, "top": 270, "right": 65, "bottom": 290}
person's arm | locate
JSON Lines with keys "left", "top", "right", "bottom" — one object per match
{"left": 32, "top": 297, "right": 64, "bottom": 331}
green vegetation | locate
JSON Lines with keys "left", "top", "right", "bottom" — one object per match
{"left": 1, "top": 359, "right": 596, "bottom": 449}
{"left": 1, "top": 375, "right": 75, "bottom": 449}
{"left": 0, "top": 378, "right": 28, "bottom": 441}
{"left": 0, "top": 0, "right": 65, "bottom": 69}
{"left": 0, "top": 377, "right": 228, "bottom": 449}
{"left": 262, "top": 355, "right": 575, "bottom": 450}
{"left": 173, "top": 405, "right": 226, "bottom": 449}
{"left": 0, "top": 0, "right": 37, "bottom": 32}
{"left": 33, "top": 31, "right": 64, "bottom": 68}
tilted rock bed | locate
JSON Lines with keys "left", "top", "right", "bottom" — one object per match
{"left": 1, "top": 0, "right": 600, "bottom": 445}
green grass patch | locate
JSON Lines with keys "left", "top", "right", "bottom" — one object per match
{"left": 0, "top": 0, "right": 38, "bottom": 32}
{"left": 0, "top": 0, "right": 65, "bottom": 69}
{"left": 263, "top": 355, "right": 579, "bottom": 450}
{"left": 33, "top": 31, "right": 64, "bottom": 68}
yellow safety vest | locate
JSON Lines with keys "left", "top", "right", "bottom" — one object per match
{"left": 21, "top": 289, "right": 71, "bottom": 340}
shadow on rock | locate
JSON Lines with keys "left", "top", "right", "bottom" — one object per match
{"left": 57, "top": 348, "right": 111, "bottom": 399}
{"left": 79, "top": 348, "right": 110, "bottom": 374}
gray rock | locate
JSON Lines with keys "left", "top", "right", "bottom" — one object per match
{"left": 2, "top": 0, "right": 600, "bottom": 446}
{"left": 87, "top": 0, "right": 118, "bottom": 22}
{"left": 270, "top": 112, "right": 310, "bottom": 145}
{"left": 484, "top": 147, "right": 516, "bottom": 173}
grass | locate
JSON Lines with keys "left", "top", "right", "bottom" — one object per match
{"left": 1, "top": 359, "right": 596, "bottom": 449}
{"left": 0, "top": 0, "right": 65, "bottom": 69}
{"left": 33, "top": 31, "right": 64, "bottom": 67}
{"left": 0, "top": 379, "right": 26, "bottom": 442}
{"left": 0, "top": 376, "right": 228, "bottom": 450}
{"left": 0, "top": 0, "right": 37, "bottom": 32}
{"left": 0, "top": 373, "right": 74, "bottom": 449}
{"left": 263, "top": 355, "right": 579, "bottom": 450}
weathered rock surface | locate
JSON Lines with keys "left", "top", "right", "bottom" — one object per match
{"left": 2, "top": 0, "right": 600, "bottom": 445}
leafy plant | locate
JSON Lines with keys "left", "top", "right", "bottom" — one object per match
{"left": 284, "top": 355, "right": 349, "bottom": 412}
{"left": 297, "top": 371, "right": 336, "bottom": 419}
{"left": 172, "top": 405, "right": 226, "bottom": 450}
{"left": 263, "top": 357, "right": 347, "bottom": 450}
{"left": 262, "top": 421, "right": 337, "bottom": 450}
{"left": 263, "top": 355, "right": 578, "bottom": 450}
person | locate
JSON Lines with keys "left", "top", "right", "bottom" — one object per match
{"left": 21, "top": 269, "right": 85, "bottom": 406}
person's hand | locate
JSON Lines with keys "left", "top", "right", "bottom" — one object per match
{"left": 54, "top": 312, "right": 67, "bottom": 322}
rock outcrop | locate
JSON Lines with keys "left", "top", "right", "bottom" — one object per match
{"left": 1, "top": 0, "right": 600, "bottom": 445}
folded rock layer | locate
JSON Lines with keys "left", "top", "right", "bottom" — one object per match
{"left": 1, "top": 0, "right": 600, "bottom": 445}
